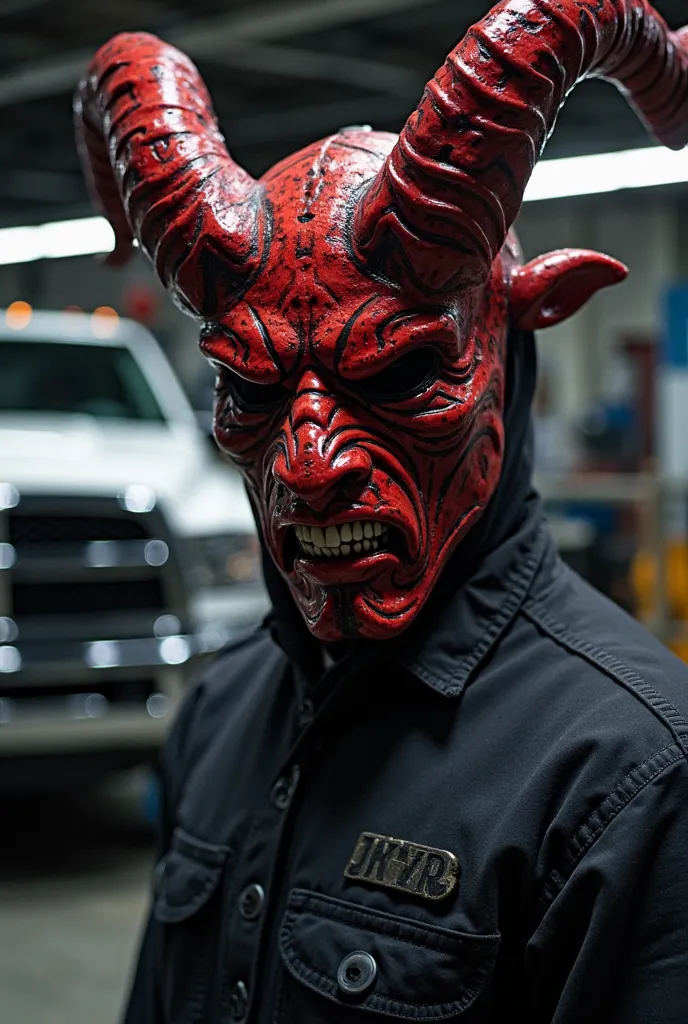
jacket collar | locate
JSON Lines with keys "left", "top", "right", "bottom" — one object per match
{"left": 386, "top": 500, "right": 551, "bottom": 698}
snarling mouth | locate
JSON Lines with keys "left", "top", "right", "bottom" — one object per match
{"left": 294, "top": 520, "right": 390, "bottom": 559}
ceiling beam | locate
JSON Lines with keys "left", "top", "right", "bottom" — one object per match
{"left": 0, "top": 0, "right": 435, "bottom": 107}
{"left": 227, "top": 94, "right": 415, "bottom": 148}
{"left": 0, "top": 0, "right": 49, "bottom": 15}
{"left": 0, "top": 169, "right": 83, "bottom": 202}
{"left": 216, "top": 44, "right": 423, "bottom": 95}
{"left": 176, "top": 0, "right": 436, "bottom": 55}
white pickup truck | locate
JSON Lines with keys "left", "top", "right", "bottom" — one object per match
{"left": 0, "top": 309, "right": 268, "bottom": 788}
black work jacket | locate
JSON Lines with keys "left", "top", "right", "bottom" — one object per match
{"left": 124, "top": 507, "right": 688, "bottom": 1024}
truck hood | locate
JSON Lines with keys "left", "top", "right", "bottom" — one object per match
{"left": 0, "top": 413, "right": 255, "bottom": 535}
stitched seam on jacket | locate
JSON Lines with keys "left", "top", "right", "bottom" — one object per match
{"left": 289, "top": 890, "right": 497, "bottom": 946}
{"left": 522, "top": 597, "right": 688, "bottom": 753}
{"left": 172, "top": 826, "right": 231, "bottom": 860}
{"left": 413, "top": 520, "right": 549, "bottom": 695}
{"left": 540, "top": 742, "right": 684, "bottom": 908}
{"left": 279, "top": 930, "right": 485, "bottom": 1019}
{"left": 282, "top": 905, "right": 496, "bottom": 957}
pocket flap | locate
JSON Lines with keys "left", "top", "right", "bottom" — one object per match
{"left": 153, "top": 827, "right": 230, "bottom": 924}
{"left": 279, "top": 889, "right": 499, "bottom": 1019}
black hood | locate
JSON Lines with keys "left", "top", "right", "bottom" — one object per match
{"left": 256, "top": 328, "right": 539, "bottom": 679}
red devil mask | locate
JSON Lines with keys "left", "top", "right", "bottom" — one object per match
{"left": 75, "top": 1, "right": 688, "bottom": 641}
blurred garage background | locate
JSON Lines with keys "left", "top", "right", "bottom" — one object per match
{"left": 2, "top": 0, "right": 688, "bottom": 1020}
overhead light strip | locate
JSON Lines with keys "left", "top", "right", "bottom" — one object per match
{"left": 0, "top": 215, "right": 115, "bottom": 267}
{"left": 524, "top": 144, "right": 688, "bottom": 202}
{"left": 0, "top": 145, "right": 686, "bottom": 266}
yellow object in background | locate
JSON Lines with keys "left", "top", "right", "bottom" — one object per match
{"left": 669, "top": 638, "right": 688, "bottom": 662}
{"left": 633, "top": 541, "right": 688, "bottom": 624}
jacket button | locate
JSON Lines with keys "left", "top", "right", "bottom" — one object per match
{"left": 272, "top": 774, "right": 294, "bottom": 810}
{"left": 337, "top": 951, "right": 377, "bottom": 996}
{"left": 238, "top": 883, "right": 265, "bottom": 921}
{"left": 298, "top": 697, "right": 314, "bottom": 728}
{"left": 229, "top": 980, "right": 248, "bottom": 1021}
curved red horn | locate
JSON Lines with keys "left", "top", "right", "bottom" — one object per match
{"left": 74, "top": 32, "right": 265, "bottom": 318}
{"left": 353, "top": 0, "right": 688, "bottom": 295}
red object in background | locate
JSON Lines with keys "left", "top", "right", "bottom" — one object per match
{"left": 74, "top": 2, "right": 688, "bottom": 641}
{"left": 123, "top": 283, "right": 159, "bottom": 326}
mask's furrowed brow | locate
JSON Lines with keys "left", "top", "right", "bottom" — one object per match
{"left": 337, "top": 310, "right": 459, "bottom": 380}
{"left": 199, "top": 312, "right": 284, "bottom": 385}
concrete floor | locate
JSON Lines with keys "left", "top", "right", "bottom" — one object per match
{"left": 0, "top": 777, "right": 155, "bottom": 1024}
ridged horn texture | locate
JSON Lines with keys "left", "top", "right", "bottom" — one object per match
{"left": 74, "top": 32, "right": 265, "bottom": 318}
{"left": 353, "top": 0, "right": 688, "bottom": 295}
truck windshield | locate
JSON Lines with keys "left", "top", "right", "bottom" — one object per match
{"left": 0, "top": 341, "right": 165, "bottom": 422}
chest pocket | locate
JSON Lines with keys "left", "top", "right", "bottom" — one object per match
{"left": 277, "top": 889, "right": 499, "bottom": 1022}
{"left": 153, "top": 827, "right": 231, "bottom": 1024}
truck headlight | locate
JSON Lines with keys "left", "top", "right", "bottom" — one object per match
{"left": 188, "top": 534, "right": 262, "bottom": 588}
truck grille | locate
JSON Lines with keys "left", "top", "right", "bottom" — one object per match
{"left": 13, "top": 578, "right": 166, "bottom": 617}
{"left": 9, "top": 514, "right": 149, "bottom": 546}
{"left": 0, "top": 677, "right": 158, "bottom": 704}
{"left": 0, "top": 494, "right": 188, "bottom": 658}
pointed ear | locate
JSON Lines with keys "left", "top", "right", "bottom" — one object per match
{"left": 509, "top": 249, "right": 628, "bottom": 331}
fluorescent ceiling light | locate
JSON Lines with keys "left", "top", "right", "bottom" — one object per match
{"left": 0, "top": 144, "right": 686, "bottom": 267}
{"left": 525, "top": 144, "right": 688, "bottom": 202}
{"left": 0, "top": 215, "right": 114, "bottom": 266}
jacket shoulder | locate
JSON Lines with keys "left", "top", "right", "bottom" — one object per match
{"left": 522, "top": 560, "right": 688, "bottom": 743}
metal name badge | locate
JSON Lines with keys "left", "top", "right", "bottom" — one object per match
{"left": 344, "top": 832, "right": 460, "bottom": 901}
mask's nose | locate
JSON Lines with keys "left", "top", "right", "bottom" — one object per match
{"left": 272, "top": 371, "right": 372, "bottom": 511}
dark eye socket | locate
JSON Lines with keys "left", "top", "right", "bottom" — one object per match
{"left": 215, "top": 364, "right": 286, "bottom": 412}
{"left": 353, "top": 347, "right": 439, "bottom": 401}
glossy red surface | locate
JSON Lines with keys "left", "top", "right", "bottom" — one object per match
{"left": 354, "top": 0, "right": 688, "bottom": 295}
{"left": 75, "top": 3, "right": 687, "bottom": 640}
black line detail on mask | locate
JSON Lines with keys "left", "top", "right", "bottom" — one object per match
{"left": 334, "top": 585, "right": 360, "bottom": 638}
{"left": 276, "top": 266, "right": 298, "bottom": 310}
{"left": 248, "top": 304, "right": 285, "bottom": 378}
{"left": 292, "top": 387, "right": 329, "bottom": 399}
{"left": 212, "top": 323, "right": 251, "bottom": 365}
{"left": 367, "top": 405, "right": 468, "bottom": 449}
{"left": 323, "top": 427, "right": 423, "bottom": 495}
{"left": 313, "top": 264, "right": 342, "bottom": 304}
{"left": 373, "top": 309, "right": 425, "bottom": 354}
{"left": 419, "top": 505, "right": 481, "bottom": 583}
{"left": 358, "top": 593, "right": 421, "bottom": 619}
{"left": 293, "top": 315, "right": 307, "bottom": 366}
{"left": 333, "top": 295, "right": 377, "bottom": 372}
{"left": 394, "top": 504, "right": 478, "bottom": 592}
{"left": 329, "top": 436, "right": 423, "bottom": 525}
{"left": 434, "top": 424, "right": 501, "bottom": 527}
{"left": 265, "top": 430, "right": 291, "bottom": 474}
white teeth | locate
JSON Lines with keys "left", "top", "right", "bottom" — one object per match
{"left": 311, "top": 526, "right": 326, "bottom": 547}
{"left": 325, "top": 525, "right": 340, "bottom": 547}
{"left": 295, "top": 520, "right": 392, "bottom": 560}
